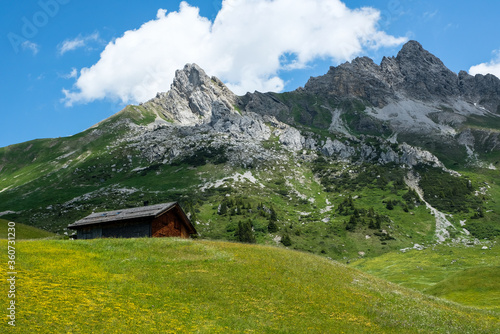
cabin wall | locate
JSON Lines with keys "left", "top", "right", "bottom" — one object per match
{"left": 101, "top": 219, "right": 151, "bottom": 238}
{"left": 76, "top": 219, "right": 151, "bottom": 239}
{"left": 77, "top": 227, "right": 101, "bottom": 240}
{"left": 151, "top": 210, "right": 188, "bottom": 238}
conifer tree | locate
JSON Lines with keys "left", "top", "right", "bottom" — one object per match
{"left": 236, "top": 220, "right": 256, "bottom": 243}
{"left": 268, "top": 220, "right": 278, "bottom": 233}
{"left": 219, "top": 201, "right": 228, "bottom": 215}
{"left": 281, "top": 233, "right": 292, "bottom": 247}
{"left": 270, "top": 206, "right": 278, "bottom": 222}
{"left": 375, "top": 215, "right": 382, "bottom": 229}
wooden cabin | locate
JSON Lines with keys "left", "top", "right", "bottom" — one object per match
{"left": 68, "top": 202, "right": 196, "bottom": 239}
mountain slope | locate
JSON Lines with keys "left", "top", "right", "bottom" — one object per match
{"left": 0, "top": 219, "right": 57, "bottom": 239}
{"left": 0, "top": 41, "right": 499, "bottom": 260}
{"left": 2, "top": 238, "right": 498, "bottom": 333}
{"left": 352, "top": 243, "right": 500, "bottom": 311}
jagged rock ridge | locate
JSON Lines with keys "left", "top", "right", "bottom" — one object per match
{"left": 303, "top": 40, "right": 500, "bottom": 110}
{"left": 133, "top": 54, "right": 456, "bottom": 168}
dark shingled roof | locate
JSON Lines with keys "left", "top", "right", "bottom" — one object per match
{"left": 68, "top": 202, "right": 178, "bottom": 228}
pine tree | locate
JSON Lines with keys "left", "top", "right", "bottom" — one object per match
{"left": 270, "top": 206, "right": 278, "bottom": 221}
{"left": 236, "top": 220, "right": 256, "bottom": 243}
{"left": 348, "top": 195, "right": 354, "bottom": 207}
{"left": 281, "top": 233, "right": 292, "bottom": 247}
{"left": 478, "top": 206, "right": 485, "bottom": 218}
{"left": 368, "top": 207, "right": 375, "bottom": 218}
{"left": 337, "top": 203, "right": 344, "bottom": 215}
{"left": 267, "top": 220, "right": 278, "bottom": 233}
{"left": 402, "top": 204, "right": 409, "bottom": 212}
{"left": 218, "top": 201, "right": 228, "bottom": 215}
{"left": 369, "top": 219, "right": 376, "bottom": 229}
{"left": 346, "top": 215, "right": 357, "bottom": 231}
{"left": 375, "top": 215, "right": 382, "bottom": 229}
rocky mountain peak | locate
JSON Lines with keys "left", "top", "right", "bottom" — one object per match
{"left": 144, "top": 63, "right": 238, "bottom": 125}
{"left": 394, "top": 40, "right": 460, "bottom": 100}
{"left": 302, "top": 40, "right": 500, "bottom": 111}
{"left": 171, "top": 63, "right": 211, "bottom": 96}
{"left": 396, "top": 40, "right": 443, "bottom": 66}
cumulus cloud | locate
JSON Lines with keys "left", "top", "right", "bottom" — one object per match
{"left": 62, "top": 0, "right": 407, "bottom": 106}
{"left": 58, "top": 32, "right": 101, "bottom": 55}
{"left": 469, "top": 50, "right": 500, "bottom": 79}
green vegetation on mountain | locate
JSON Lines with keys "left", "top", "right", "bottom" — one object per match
{"left": 351, "top": 243, "right": 500, "bottom": 311}
{"left": 0, "top": 98, "right": 498, "bottom": 259}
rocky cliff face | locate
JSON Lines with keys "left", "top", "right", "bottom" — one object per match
{"left": 121, "top": 41, "right": 500, "bottom": 170}
{"left": 276, "top": 40, "right": 500, "bottom": 164}
{"left": 144, "top": 64, "right": 239, "bottom": 125}
{"left": 303, "top": 40, "right": 500, "bottom": 112}
{"left": 124, "top": 45, "right": 482, "bottom": 171}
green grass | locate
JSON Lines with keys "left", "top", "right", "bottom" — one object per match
{"left": 426, "top": 266, "right": 500, "bottom": 309}
{"left": 464, "top": 114, "right": 500, "bottom": 132}
{"left": 1, "top": 238, "right": 498, "bottom": 333}
{"left": 351, "top": 242, "right": 500, "bottom": 311}
{"left": 0, "top": 219, "right": 57, "bottom": 239}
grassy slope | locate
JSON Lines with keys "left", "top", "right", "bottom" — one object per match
{"left": 351, "top": 242, "right": 500, "bottom": 311}
{"left": 1, "top": 238, "right": 498, "bottom": 333}
{"left": 0, "top": 219, "right": 56, "bottom": 239}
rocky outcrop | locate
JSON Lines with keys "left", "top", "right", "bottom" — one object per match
{"left": 304, "top": 56, "right": 394, "bottom": 107}
{"left": 458, "top": 70, "right": 500, "bottom": 112}
{"left": 321, "top": 138, "right": 355, "bottom": 160}
{"left": 130, "top": 41, "right": 499, "bottom": 170}
{"left": 143, "top": 64, "right": 238, "bottom": 125}
{"left": 238, "top": 91, "right": 292, "bottom": 123}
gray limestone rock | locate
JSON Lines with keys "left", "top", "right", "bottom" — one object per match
{"left": 144, "top": 64, "right": 238, "bottom": 125}
{"left": 121, "top": 41, "right": 500, "bottom": 171}
{"left": 303, "top": 40, "right": 500, "bottom": 114}
{"left": 321, "top": 138, "right": 355, "bottom": 159}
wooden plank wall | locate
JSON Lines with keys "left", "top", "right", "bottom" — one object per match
{"left": 151, "top": 210, "right": 189, "bottom": 238}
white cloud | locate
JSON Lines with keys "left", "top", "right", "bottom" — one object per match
{"left": 58, "top": 32, "right": 101, "bottom": 55}
{"left": 21, "top": 41, "right": 39, "bottom": 55}
{"left": 62, "top": 0, "right": 407, "bottom": 106}
{"left": 60, "top": 68, "right": 78, "bottom": 79}
{"left": 469, "top": 50, "right": 500, "bottom": 79}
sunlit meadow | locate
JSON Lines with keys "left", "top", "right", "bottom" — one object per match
{"left": 1, "top": 238, "right": 498, "bottom": 333}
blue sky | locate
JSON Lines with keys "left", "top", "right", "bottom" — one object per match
{"left": 1, "top": 0, "right": 499, "bottom": 147}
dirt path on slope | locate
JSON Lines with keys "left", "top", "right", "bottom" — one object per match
{"left": 404, "top": 171, "right": 454, "bottom": 243}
